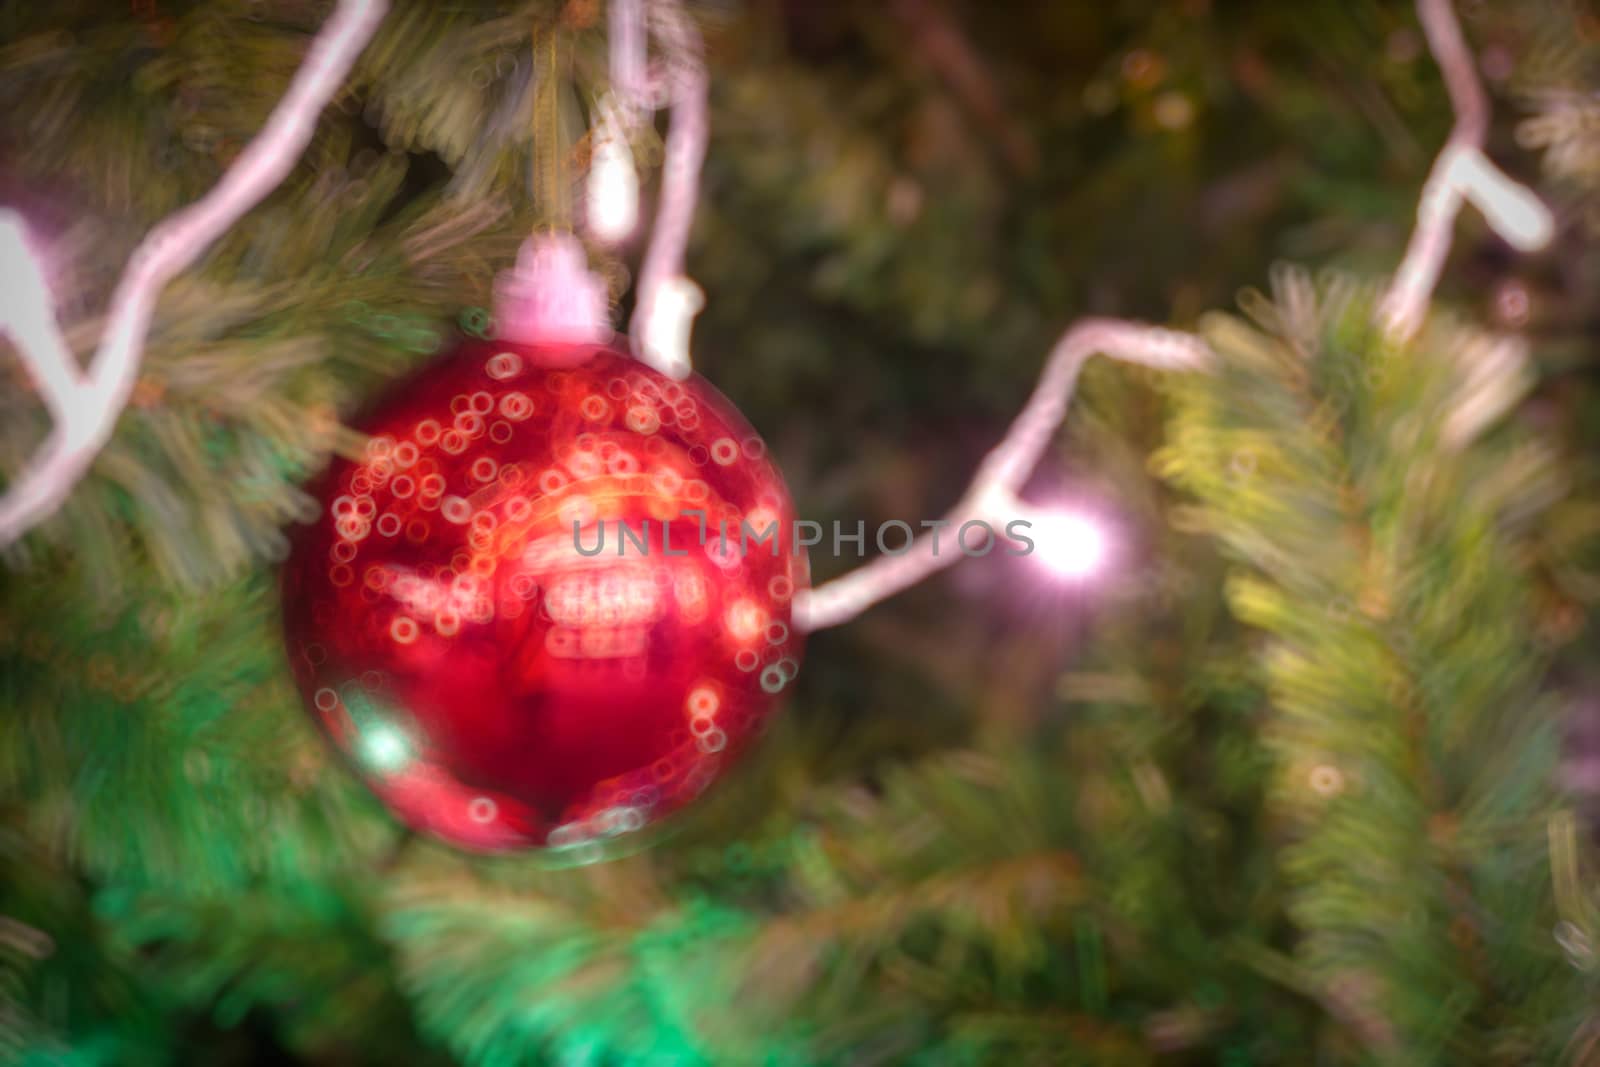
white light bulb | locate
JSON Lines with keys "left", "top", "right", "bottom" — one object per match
{"left": 1027, "top": 510, "right": 1108, "bottom": 580}
{"left": 1453, "top": 146, "right": 1555, "bottom": 252}
{"left": 638, "top": 275, "right": 703, "bottom": 380}
{"left": 587, "top": 117, "right": 639, "bottom": 244}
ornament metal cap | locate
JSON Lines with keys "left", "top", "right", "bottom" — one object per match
{"left": 493, "top": 232, "right": 614, "bottom": 354}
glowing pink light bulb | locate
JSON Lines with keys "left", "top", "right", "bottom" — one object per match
{"left": 1026, "top": 508, "right": 1108, "bottom": 580}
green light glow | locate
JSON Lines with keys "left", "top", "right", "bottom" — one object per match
{"left": 360, "top": 722, "right": 412, "bottom": 773}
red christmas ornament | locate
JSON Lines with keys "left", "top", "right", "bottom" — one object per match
{"left": 281, "top": 339, "right": 807, "bottom": 855}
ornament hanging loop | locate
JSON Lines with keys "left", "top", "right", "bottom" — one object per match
{"left": 497, "top": 12, "right": 614, "bottom": 357}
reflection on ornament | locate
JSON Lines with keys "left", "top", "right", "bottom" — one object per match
{"left": 359, "top": 721, "right": 413, "bottom": 774}
{"left": 282, "top": 341, "right": 806, "bottom": 857}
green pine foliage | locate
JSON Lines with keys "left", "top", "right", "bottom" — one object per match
{"left": 0, "top": 0, "right": 545, "bottom": 592}
{"left": 1514, "top": 1, "right": 1600, "bottom": 236}
{"left": 372, "top": 615, "right": 1301, "bottom": 1067}
{"left": 1157, "top": 269, "right": 1589, "bottom": 1062}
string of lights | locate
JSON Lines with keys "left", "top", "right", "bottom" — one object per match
{"left": 0, "top": 0, "right": 1556, "bottom": 603}
{"left": 0, "top": 0, "right": 389, "bottom": 546}
{"left": 794, "top": 0, "right": 1553, "bottom": 631}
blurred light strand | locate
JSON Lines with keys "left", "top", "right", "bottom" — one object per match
{"left": 799, "top": 0, "right": 1552, "bottom": 631}
{"left": 1379, "top": 0, "right": 1554, "bottom": 342}
{"left": 0, "top": 0, "right": 389, "bottom": 546}
{"left": 626, "top": 0, "right": 708, "bottom": 381}
{"left": 795, "top": 321, "right": 1211, "bottom": 631}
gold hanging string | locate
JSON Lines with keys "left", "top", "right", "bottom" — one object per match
{"left": 531, "top": 20, "right": 570, "bottom": 232}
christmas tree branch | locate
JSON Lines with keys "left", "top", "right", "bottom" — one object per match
{"left": 1378, "top": 0, "right": 1553, "bottom": 342}
{"left": 889, "top": 0, "right": 1037, "bottom": 174}
{"left": 796, "top": 0, "right": 1552, "bottom": 632}
{"left": 1157, "top": 269, "right": 1572, "bottom": 1060}
{"left": 794, "top": 320, "right": 1212, "bottom": 632}
{"left": 0, "top": 0, "right": 388, "bottom": 547}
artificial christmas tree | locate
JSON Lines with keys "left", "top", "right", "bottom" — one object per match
{"left": 1, "top": 0, "right": 1598, "bottom": 1064}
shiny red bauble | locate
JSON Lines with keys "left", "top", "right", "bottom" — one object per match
{"left": 281, "top": 339, "right": 807, "bottom": 855}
